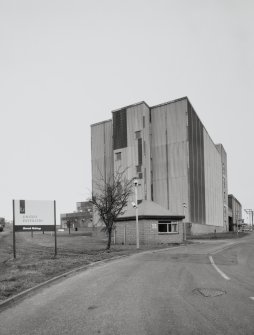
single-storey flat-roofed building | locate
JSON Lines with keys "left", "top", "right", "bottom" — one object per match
{"left": 115, "top": 200, "right": 184, "bottom": 245}
{"left": 91, "top": 97, "right": 228, "bottom": 243}
{"left": 60, "top": 201, "right": 93, "bottom": 230}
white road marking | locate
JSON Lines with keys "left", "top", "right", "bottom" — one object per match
{"left": 209, "top": 255, "right": 231, "bottom": 280}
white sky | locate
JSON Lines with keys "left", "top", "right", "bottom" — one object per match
{"left": 0, "top": 0, "right": 253, "bottom": 223}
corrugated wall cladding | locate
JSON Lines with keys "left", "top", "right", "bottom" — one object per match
{"left": 91, "top": 120, "right": 113, "bottom": 226}
{"left": 216, "top": 144, "right": 228, "bottom": 230}
{"left": 113, "top": 109, "right": 127, "bottom": 150}
{"left": 203, "top": 130, "right": 224, "bottom": 226}
{"left": 188, "top": 103, "right": 206, "bottom": 224}
{"left": 151, "top": 99, "right": 189, "bottom": 216}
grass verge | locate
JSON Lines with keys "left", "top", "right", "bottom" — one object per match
{"left": 0, "top": 228, "right": 177, "bottom": 302}
{"left": 188, "top": 231, "right": 249, "bottom": 240}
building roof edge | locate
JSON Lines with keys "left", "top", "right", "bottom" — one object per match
{"left": 111, "top": 101, "right": 150, "bottom": 113}
{"left": 90, "top": 119, "right": 112, "bottom": 127}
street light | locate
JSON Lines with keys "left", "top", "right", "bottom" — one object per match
{"left": 133, "top": 178, "right": 139, "bottom": 249}
{"left": 182, "top": 202, "right": 187, "bottom": 241}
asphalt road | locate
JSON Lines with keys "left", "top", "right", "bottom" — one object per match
{"left": 1, "top": 234, "right": 254, "bottom": 335}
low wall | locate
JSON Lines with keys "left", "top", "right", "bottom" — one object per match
{"left": 189, "top": 223, "right": 225, "bottom": 235}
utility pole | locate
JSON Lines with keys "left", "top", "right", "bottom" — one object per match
{"left": 245, "top": 209, "right": 254, "bottom": 230}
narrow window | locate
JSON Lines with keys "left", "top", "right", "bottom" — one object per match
{"left": 143, "top": 116, "right": 145, "bottom": 128}
{"left": 115, "top": 152, "right": 121, "bottom": 161}
{"left": 135, "top": 131, "right": 141, "bottom": 139}
{"left": 172, "top": 223, "right": 177, "bottom": 232}
{"left": 136, "top": 165, "right": 141, "bottom": 173}
{"left": 138, "top": 138, "right": 142, "bottom": 165}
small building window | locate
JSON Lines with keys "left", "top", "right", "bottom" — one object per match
{"left": 158, "top": 221, "right": 178, "bottom": 233}
{"left": 143, "top": 116, "right": 145, "bottom": 128}
{"left": 115, "top": 152, "right": 121, "bottom": 161}
{"left": 135, "top": 131, "right": 141, "bottom": 139}
{"left": 136, "top": 165, "right": 141, "bottom": 173}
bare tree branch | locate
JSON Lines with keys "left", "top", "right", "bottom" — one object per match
{"left": 90, "top": 168, "right": 133, "bottom": 250}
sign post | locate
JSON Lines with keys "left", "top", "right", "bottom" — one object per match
{"left": 12, "top": 200, "right": 16, "bottom": 259}
{"left": 54, "top": 200, "right": 57, "bottom": 257}
{"left": 12, "top": 200, "right": 56, "bottom": 257}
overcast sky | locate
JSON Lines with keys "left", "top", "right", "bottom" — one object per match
{"left": 1, "top": 0, "right": 253, "bottom": 223}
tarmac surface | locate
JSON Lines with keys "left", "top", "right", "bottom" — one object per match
{"left": 0, "top": 234, "right": 254, "bottom": 334}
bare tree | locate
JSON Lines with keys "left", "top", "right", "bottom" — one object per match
{"left": 90, "top": 169, "right": 133, "bottom": 250}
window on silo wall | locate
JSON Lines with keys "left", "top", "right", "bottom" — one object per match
{"left": 135, "top": 131, "right": 141, "bottom": 139}
{"left": 113, "top": 109, "right": 127, "bottom": 150}
{"left": 138, "top": 138, "right": 142, "bottom": 165}
{"left": 136, "top": 165, "right": 142, "bottom": 173}
{"left": 115, "top": 152, "right": 122, "bottom": 161}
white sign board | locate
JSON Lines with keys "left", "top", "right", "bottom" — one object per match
{"left": 14, "top": 200, "right": 55, "bottom": 231}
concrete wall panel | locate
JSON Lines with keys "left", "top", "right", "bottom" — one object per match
{"left": 203, "top": 130, "right": 224, "bottom": 227}
{"left": 151, "top": 99, "right": 189, "bottom": 217}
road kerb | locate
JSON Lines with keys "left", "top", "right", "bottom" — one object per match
{"left": 0, "top": 254, "right": 129, "bottom": 311}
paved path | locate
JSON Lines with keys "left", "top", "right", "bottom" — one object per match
{"left": 0, "top": 235, "right": 254, "bottom": 334}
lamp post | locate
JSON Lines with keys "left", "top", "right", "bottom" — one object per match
{"left": 133, "top": 179, "right": 139, "bottom": 249}
{"left": 182, "top": 202, "right": 187, "bottom": 241}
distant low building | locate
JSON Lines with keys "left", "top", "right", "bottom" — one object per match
{"left": 228, "top": 194, "right": 242, "bottom": 231}
{"left": 60, "top": 202, "right": 93, "bottom": 229}
{"left": 0, "top": 217, "right": 5, "bottom": 231}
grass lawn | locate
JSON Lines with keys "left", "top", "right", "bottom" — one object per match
{"left": 0, "top": 227, "right": 173, "bottom": 302}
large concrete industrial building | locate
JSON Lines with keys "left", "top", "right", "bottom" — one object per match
{"left": 91, "top": 97, "right": 228, "bottom": 238}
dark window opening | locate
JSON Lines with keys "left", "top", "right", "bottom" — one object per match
{"left": 158, "top": 224, "right": 167, "bottom": 232}
{"left": 113, "top": 109, "right": 127, "bottom": 150}
{"left": 158, "top": 221, "right": 178, "bottom": 233}
{"left": 136, "top": 165, "right": 141, "bottom": 173}
{"left": 138, "top": 138, "right": 142, "bottom": 165}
